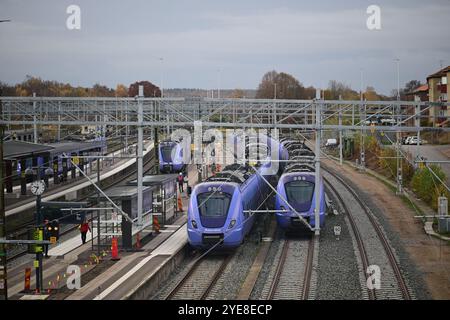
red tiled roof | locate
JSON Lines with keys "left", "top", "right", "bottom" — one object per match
{"left": 413, "top": 84, "right": 428, "bottom": 93}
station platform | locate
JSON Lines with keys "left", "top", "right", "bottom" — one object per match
{"left": 7, "top": 163, "right": 209, "bottom": 300}
{"left": 75, "top": 218, "right": 187, "bottom": 300}
{"left": 6, "top": 141, "right": 154, "bottom": 217}
{"left": 5, "top": 145, "right": 122, "bottom": 196}
{"left": 48, "top": 228, "right": 99, "bottom": 257}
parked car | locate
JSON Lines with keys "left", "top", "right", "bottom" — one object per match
{"left": 403, "top": 136, "right": 413, "bottom": 145}
{"left": 408, "top": 137, "right": 427, "bottom": 145}
{"left": 325, "top": 138, "right": 338, "bottom": 147}
{"left": 381, "top": 118, "right": 396, "bottom": 125}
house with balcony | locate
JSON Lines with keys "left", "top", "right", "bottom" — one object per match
{"left": 427, "top": 66, "right": 450, "bottom": 127}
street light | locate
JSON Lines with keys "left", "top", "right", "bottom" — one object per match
{"left": 217, "top": 69, "right": 221, "bottom": 99}
{"left": 395, "top": 58, "right": 400, "bottom": 101}
{"left": 159, "top": 57, "right": 164, "bottom": 98}
{"left": 394, "top": 58, "right": 402, "bottom": 194}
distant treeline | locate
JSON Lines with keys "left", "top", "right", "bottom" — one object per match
{"left": 1, "top": 73, "right": 421, "bottom": 100}
{"left": 0, "top": 76, "right": 252, "bottom": 99}
{"left": 164, "top": 88, "right": 257, "bottom": 98}
{"left": 254, "top": 70, "right": 406, "bottom": 101}
{"left": 0, "top": 76, "right": 160, "bottom": 98}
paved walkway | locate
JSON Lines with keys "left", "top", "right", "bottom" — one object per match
{"left": 402, "top": 144, "right": 450, "bottom": 185}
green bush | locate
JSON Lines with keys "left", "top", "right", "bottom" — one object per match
{"left": 378, "top": 147, "right": 414, "bottom": 185}
{"left": 411, "top": 165, "right": 449, "bottom": 210}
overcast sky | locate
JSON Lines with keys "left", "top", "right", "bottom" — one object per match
{"left": 1, "top": 0, "right": 449, "bottom": 94}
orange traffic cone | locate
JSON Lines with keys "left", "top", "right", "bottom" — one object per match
{"left": 153, "top": 216, "right": 160, "bottom": 233}
{"left": 136, "top": 232, "right": 141, "bottom": 249}
{"left": 24, "top": 268, "right": 31, "bottom": 292}
{"left": 177, "top": 193, "right": 184, "bottom": 212}
{"left": 111, "top": 237, "right": 120, "bottom": 261}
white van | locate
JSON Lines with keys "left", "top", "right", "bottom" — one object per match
{"left": 325, "top": 138, "right": 338, "bottom": 147}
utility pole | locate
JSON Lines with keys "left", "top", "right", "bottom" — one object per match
{"left": 360, "top": 69, "right": 365, "bottom": 170}
{"left": 217, "top": 69, "right": 221, "bottom": 99}
{"left": 33, "top": 92, "right": 38, "bottom": 144}
{"left": 395, "top": 58, "right": 403, "bottom": 195}
{"left": 314, "top": 89, "right": 321, "bottom": 236}
{"left": 154, "top": 129, "right": 159, "bottom": 175}
{"left": 57, "top": 101, "right": 61, "bottom": 142}
{"left": 137, "top": 86, "right": 144, "bottom": 226}
{"left": 35, "top": 185, "right": 43, "bottom": 293}
{"left": 0, "top": 90, "right": 8, "bottom": 300}
{"left": 97, "top": 157, "right": 101, "bottom": 256}
{"left": 125, "top": 100, "right": 129, "bottom": 154}
{"left": 159, "top": 57, "right": 164, "bottom": 98}
{"left": 339, "top": 105, "right": 343, "bottom": 165}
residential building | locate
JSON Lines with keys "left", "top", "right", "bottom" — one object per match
{"left": 427, "top": 66, "right": 450, "bottom": 126}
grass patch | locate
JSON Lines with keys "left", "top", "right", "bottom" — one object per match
{"left": 363, "top": 167, "right": 425, "bottom": 216}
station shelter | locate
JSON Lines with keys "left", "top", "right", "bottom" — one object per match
{"left": 128, "top": 174, "right": 179, "bottom": 225}
{"left": 90, "top": 185, "right": 154, "bottom": 250}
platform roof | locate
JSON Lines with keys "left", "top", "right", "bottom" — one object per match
{"left": 90, "top": 185, "right": 153, "bottom": 201}
{"left": 3, "top": 140, "right": 54, "bottom": 160}
{"left": 47, "top": 140, "right": 105, "bottom": 154}
{"left": 128, "top": 174, "right": 178, "bottom": 186}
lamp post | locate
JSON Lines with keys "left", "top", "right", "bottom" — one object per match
{"left": 395, "top": 58, "right": 402, "bottom": 194}
{"left": 360, "top": 68, "right": 365, "bottom": 170}
{"left": 159, "top": 57, "right": 164, "bottom": 98}
{"left": 0, "top": 89, "right": 8, "bottom": 300}
{"left": 217, "top": 69, "right": 221, "bottom": 99}
{"left": 395, "top": 58, "right": 400, "bottom": 101}
{"left": 0, "top": 19, "right": 11, "bottom": 300}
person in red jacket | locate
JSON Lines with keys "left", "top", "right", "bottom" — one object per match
{"left": 79, "top": 219, "right": 91, "bottom": 244}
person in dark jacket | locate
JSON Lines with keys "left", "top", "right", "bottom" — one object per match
{"left": 79, "top": 219, "right": 91, "bottom": 244}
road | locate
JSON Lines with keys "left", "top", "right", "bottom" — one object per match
{"left": 402, "top": 144, "right": 450, "bottom": 185}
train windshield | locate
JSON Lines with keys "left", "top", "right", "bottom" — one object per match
{"left": 197, "top": 192, "right": 232, "bottom": 217}
{"left": 160, "top": 145, "right": 174, "bottom": 162}
{"left": 284, "top": 180, "right": 315, "bottom": 208}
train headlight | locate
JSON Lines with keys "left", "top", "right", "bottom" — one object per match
{"left": 228, "top": 219, "right": 236, "bottom": 229}
{"left": 191, "top": 220, "right": 198, "bottom": 229}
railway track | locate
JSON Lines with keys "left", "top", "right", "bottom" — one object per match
{"left": 323, "top": 167, "right": 412, "bottom": 300}
{"left": 165, "top": 254, "right": 233, "bottom": 300}
{"left": 6, "top": 150, "right": 156, "bottom": 263}
{"left": 265, "top": 236, "right": 315, "bottom": 300}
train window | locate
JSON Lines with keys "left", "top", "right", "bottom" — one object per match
{"left": 285, "top": 180, "right": 315, "bottom": 206}
{"left": 197, "top": 192, "right": 231, "bottom": 217}
{"left": 160, "top": 145, "right": 174, "bottom": 162}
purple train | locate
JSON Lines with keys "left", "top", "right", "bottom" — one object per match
{"left": 158, "top": 140, "right": 186, "bottom": 174}
{"left": 187, "top": 134, "right": 287, "bottom": 249}
{"left": 275, "top": 140, "right": 326, "bottom": 230}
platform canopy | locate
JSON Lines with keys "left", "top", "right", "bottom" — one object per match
{"left": 3, "top": 140, "right": 54, "bottom": 160}
{"left": 127, "top": 174, "right": 178, "bottom": 186}
{"left": 90, "top": 185, "right": 153, "bottom": 201}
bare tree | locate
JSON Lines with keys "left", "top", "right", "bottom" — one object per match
{"left": 256, "top": 70, "right": 309, "bottom": 99}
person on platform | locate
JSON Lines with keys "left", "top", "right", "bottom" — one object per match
{"left": 79, "top": 219, "right": 91, "bottom": 245}
{"left": 178, "top": 172, "right": 184, "bottom": 193}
